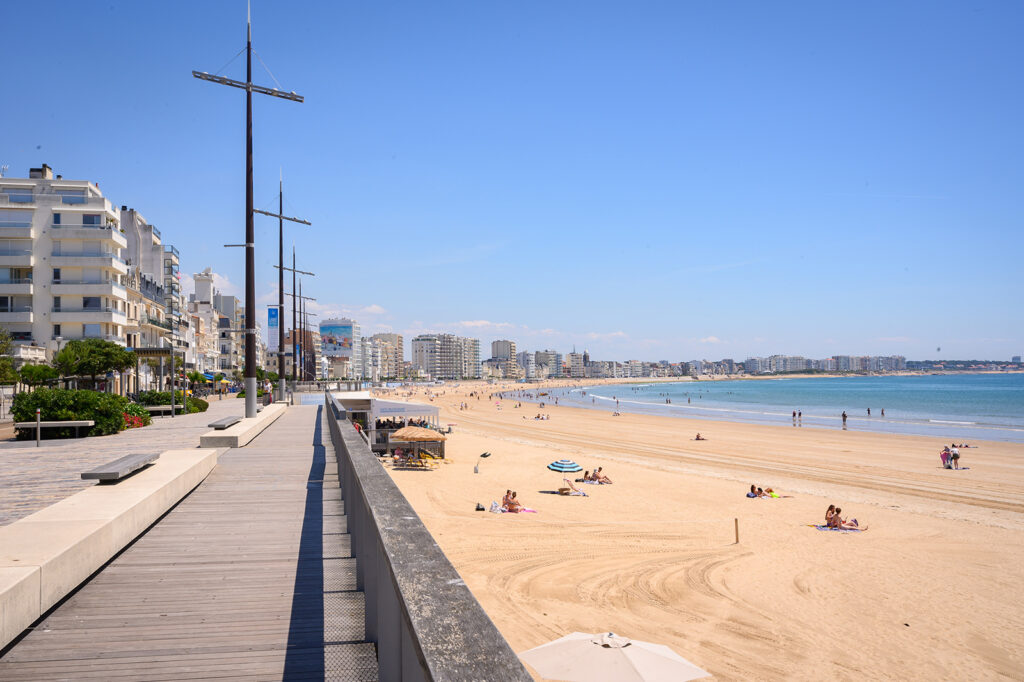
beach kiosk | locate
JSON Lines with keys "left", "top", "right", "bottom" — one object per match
{"left": 331, "top": 392, "right": 441, "bottom": 454}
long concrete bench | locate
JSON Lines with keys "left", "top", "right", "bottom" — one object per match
{"left": 0, "top": 447, "right": 223, "bottom": 649}
{"left": 15, "top": 420, "right": 94, "bottom": 439}
{"left": 81, "top": 453, "right": 160, "bottom": 482}
{"left": 199, "top": 403, "right": 287, "bottom": 449}
{"left": 144, "top": 405, "right": 186, "bottom": 415}
{"left": 208, "top": 415, "right": 242, "bottom": 430}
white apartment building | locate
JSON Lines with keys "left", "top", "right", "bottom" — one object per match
{"left": 516, "top": 350, "right": 536, "bottom": 379}
{"left": 0, "top": 165, "right": 128, "bottom": 359}
{"left": 535, "top": 350, "right": 563, "bottom": 378}
{"left": 369, "top": 333, "right": 404, "bottom": 378}
{"left": 491, "top": 339, "right": 516, "bottom": 360}
{"left": 412, "top": 334, "right": 439, "bottom": 377}
{"left": 568, "top": 352, "right": 585, "bottom": 378}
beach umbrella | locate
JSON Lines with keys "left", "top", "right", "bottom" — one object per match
{"left": 520, "top": 632, "right": 709, "bottom": 682}
{"left": 547, "top": 459, "right": 582, "bottom": 473}
{"left": 392, "top": 426, "right": 446, "bottom": 442}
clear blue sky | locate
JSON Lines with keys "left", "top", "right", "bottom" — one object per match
{"left": 3, "top": 1, "right": 1021, "bottom": 361}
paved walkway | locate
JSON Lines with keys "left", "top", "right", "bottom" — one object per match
{"left": 0, "top": 397, "right": 244, "bottom": 526}
{"left": 0, "top": 405, "right": 378, "bottom": 680}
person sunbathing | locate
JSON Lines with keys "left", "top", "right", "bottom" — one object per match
{"left": 825, "top": 504, "right": 836, "bottom": 526}
{"left": 506, "top": 492, "right": 523, "bottom": 513}
{"left": 594, "top": 467, "right": 613, "bottom": 484}
{"left": 747, "top": 484, "right": 759, "bottom": 498}
{"left": 833, "top": 507, "right": 864, "bottom": 530}
{"left": 502, "top": 489, "right": 513, "bottom": 511}
{"left": 695, "top": 433, "right": 705, "bottom": 440}
{"left": 764, "top": 487, "right": 780, "bottom": 498}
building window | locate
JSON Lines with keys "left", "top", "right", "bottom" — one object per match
{"left": 53, "top": 324, "right": 61, "bottom": 338}
{"left": 52, "top": 212, "right": 61, "bottom": 225}
{"left": 83, "top": 296, "right": 101, "bottom": 310}
{"left": 82, "top": 214, "right": 101, "bottom": 226}
{"left": 52, "top": 268, "right": 61, "bottom": 282}
{"left": 83, "top": 324, "right": 101, "bottom": 338}
{"left": 2, "top": 188, "right": 33, "bottom": 203}
{"left": 52, "top": 296, "right": 61, "bottom": 312}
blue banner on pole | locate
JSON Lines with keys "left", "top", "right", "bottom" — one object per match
{"left": 268, "top": 307, "right": 280, "bottom": 352}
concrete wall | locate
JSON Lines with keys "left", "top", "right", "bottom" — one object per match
{"left": 325, "top": 393, "right": 531, "bottom": 681}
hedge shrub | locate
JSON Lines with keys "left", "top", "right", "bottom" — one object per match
{"left": 137, "top": 390, "right": 208, "bottom": 414}
{"left": 12, "top": 388, "right": 130, "bottom": 438}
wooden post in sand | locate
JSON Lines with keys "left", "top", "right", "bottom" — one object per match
{"left": 734, "top": 518, "right": 739, "bottom": 544}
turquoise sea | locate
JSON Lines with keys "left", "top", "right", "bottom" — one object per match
{"left": 512, "top": 374, "right": 1024, "bottom": 443}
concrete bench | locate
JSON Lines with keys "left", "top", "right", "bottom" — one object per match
{"left": 208, "top": 415, "right": 242, "bottom": 430}
{"left": 15, "top": 420, "right": 94, "bottom": 439}
{"left": 144, "top": 405, "right": 186, "bottom": 415}
{"left": 81, "top": 452, "right": 160, "bottom": 482}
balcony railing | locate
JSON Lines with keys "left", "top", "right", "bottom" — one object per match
{"left": 141, "top": 315, "right": 174, "bottom": 330}
{"left": 0, "top": 306, "right": 33, "bottom": 313}
{"left": 53, "top": 306, "right": 123, "bottom": 314}
{"left": 0, "top": 278, "right": 34, "bottom": 284}
{"left": 1, "top": 193, "right": 34, "bottom": 203}
{"left": 51, "top": 249, "right": 123, "bottom": 261}
{"left": 52, "top": 279, "right": 121, "bottom": 286}
{"left": 54, "top": 334, "right": 124, "bottom": 343}
{"left": 0, "top": 221, "right": 32, "bottom": 228}
{"left": 51, "top": 222, "right": 119, "bottom": 230}
{"left": 164, "top": 245, "right": 179, "bottom": 258}
{"left": 0, "top": 249, "right": 32, "bottom": 256}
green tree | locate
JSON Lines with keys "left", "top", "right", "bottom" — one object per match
{"left": 19, "top": 363, "right": 59, "bottom": 389}
{"left": 0, "top": 328, "right": 17, "bottom": 385}
{"left": 54, "top": 339, "right": 137, "bottom": 389}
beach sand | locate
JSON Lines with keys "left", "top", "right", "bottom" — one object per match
{"left": 377, "top": 381, "right": 1024, "bottom": 680}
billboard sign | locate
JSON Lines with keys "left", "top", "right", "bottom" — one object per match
{"left": 321, "top": 323, "right": 354, "bottom": 358}
{"left": 267, "top": 307, "right": 279, "bottom": 353}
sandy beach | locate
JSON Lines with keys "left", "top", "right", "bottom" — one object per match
{"left": 377, "top": 380, "right": 1024, "bottom": 680}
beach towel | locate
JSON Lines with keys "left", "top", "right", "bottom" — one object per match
{"left": 489, "top": 501, "right": 504, "bottom": 514}
{"left": 521, "top": 508, "right": 538, "bottom": 513}
{"left": 809, "top": 524, "right": 862, "bottom": 533}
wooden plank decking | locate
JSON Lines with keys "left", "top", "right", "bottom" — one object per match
{"left": 0, "top": 405, "right": 378, "bottom": 681}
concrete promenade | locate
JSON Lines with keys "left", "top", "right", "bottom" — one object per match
{"left": 0, "top": 397, "right": 244, "bottom": 527}
{"left": 0, "top": 404, "right": 378, "bottom": 680}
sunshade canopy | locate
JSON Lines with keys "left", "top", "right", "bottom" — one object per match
{"left": 547, "top": 459, "right": 582, "bottom": 473}
{"left": 520, "top": 632, "right": 709, "bottom": 682}
{"left": 391, "top": 426, "right": 446, "bottom": 442}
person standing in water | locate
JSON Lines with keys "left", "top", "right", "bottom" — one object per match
{"left": 842, "top": 411, "right": 848, "bottom": 428}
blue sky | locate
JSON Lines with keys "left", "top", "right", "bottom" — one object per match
{"left": 2, "top": 1, "right": 1021, "bottom": 361}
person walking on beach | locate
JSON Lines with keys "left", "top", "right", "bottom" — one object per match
{"left": 867, "top": 408, "right": 871, "bottom": 416}
{"left": 842, "top": 411, "right": 848, "bottom": 427}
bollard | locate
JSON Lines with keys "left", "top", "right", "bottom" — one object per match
{"left": 36, "top": 408, "right": 41, "bottom": 447}
{"left": 734, "top": 517, "right": 739, "bottom": 544}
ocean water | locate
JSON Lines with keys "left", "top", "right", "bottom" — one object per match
{"left": 510, "top": 374, "right": 1024, "bottom": 443}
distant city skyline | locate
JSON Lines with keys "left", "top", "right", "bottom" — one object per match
{"left": 2, "top": 2, "right": 1020, "bottom": 360}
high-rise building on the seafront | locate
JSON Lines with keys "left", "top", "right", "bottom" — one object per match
{"left": 411, "top": 333, "right": 480, "bottom": 379}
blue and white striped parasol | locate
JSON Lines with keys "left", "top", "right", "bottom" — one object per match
{"left": 547, "top": 459, "right": 582, "bottom": 473}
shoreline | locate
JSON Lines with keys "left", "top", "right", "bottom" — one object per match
{"left": 378, "top": 381, "right": 1024, "bottom": 680}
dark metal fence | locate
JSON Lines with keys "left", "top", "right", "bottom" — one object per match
{"left": 324, "top": 391, "right": 531, "bottom": 682}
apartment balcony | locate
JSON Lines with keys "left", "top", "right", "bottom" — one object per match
{"left": 50, "top": 307, "right": 128, "bottom": 325}
{"left": 0, "top": 306, "right": 33, "bottom": 323}
{"left": 50, "top": 251, "right": 128, "bottom": 274}
{"left": 56, "top": 333, "right": 126, "bottom": 346}
{"left": 0, "top": 249, "right": 33, "bottom": 267}
{"left": 0, "top": 279, "right": 34, "bottom": 295}
{"left": 50, "top": 280, "right": 127, "bottom": 298}
{"left": 0, "top": 220, "right": 33, "bottom": 238}
{"left": 140, "top": 314, "right": 174, "bottom": 331}
{"left": 50, "top": 223, "right": 127, "bottom": 248}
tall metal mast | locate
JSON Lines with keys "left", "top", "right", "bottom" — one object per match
{"left": 192, "top": 2, "right": 303, "bottom": 418}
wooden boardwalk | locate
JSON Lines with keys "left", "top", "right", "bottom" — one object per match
{"left": 0, "top": 405, "right": 378, "bottom": 681}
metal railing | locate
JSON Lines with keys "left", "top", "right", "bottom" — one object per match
{"left": 51, "top": 222, "right": 119, "bottom": 230}
{"left": 52, "top": 306, "right": 125, "bottom": 315}
{"left": 324, "top": 392, "right": 531, "bottom": 681}
{"left": 0, "top": 306, "right": 33, "bottom": 313}
{"left": 50, "top": 249, "right": 122, "bottom": 261}
{"left": 0, "top": 221, "right": 32, "bottom": 228}
{"left": 0, "top": 278, "right": 34, "bottom": 284}
{"left": 0, "top": 249, "right": 32, "bottom": 256}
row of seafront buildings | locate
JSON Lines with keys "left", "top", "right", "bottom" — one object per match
{"left": 0, "top": 165, "right": 263, "bottom": 390}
